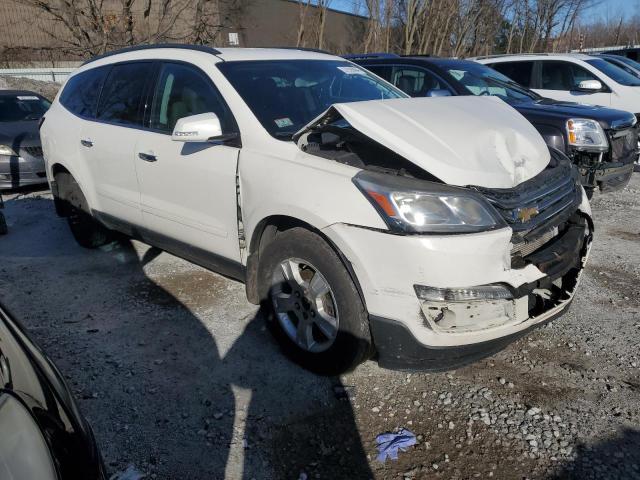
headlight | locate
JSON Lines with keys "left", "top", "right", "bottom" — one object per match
{"left": 0, "top": 145, "right": 17, "bottom": 156}
{"left": 353, "top": 171, "right": 505, "bottom": 234}
{"left": 566, "top": 118, "right": 608, "bottom": 151}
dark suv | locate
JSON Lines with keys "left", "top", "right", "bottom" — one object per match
{"left": 350, "top": 54, "right": 638, "bottom": 197}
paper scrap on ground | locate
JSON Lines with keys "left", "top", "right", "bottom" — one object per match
{"left": 375, "top": 428, "right": 417, "bottom": 462}
{"left": 109, "top": 465, "right": 146, "bottom": 480}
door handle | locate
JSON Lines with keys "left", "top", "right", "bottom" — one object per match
{"left": 80, "top": 139, "right": 93, "bottom": 148}
{"left": 138, "top": 152, "right": 157, "bottom": 162}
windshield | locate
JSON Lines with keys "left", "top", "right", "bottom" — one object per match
{"left": 603, "top": 55, "right": 640, "bottom": 77}
{"left": 585, "top": 58, "right": 640, "bottom": 86}
{"left": 0, "top": 94, "right": 50, "bottom": 122}
{"left": 218, "top": 60, "right": 406, "bottom": 139}
{"left": 437, "top": 60, "right": 537, "bottom": 103}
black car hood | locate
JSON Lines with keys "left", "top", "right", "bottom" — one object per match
{"left": 0, "top": 120, "right": 41, "bottom": 147}
{"left": 513, "top": 98, "right": 636, "bottom": 130}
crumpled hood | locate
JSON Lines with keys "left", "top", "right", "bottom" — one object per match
{"left": 297, "top": 96, "right": 550, "bottom": 188}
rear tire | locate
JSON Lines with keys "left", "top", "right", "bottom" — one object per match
{"left": 0, "top": 213, "right": 7, "bottom": 235}
{"left": 258, "top": 227, "right": 372, "bottom": 374}
{"left": 56, "top": 173, "right": 111, "bottom": 249}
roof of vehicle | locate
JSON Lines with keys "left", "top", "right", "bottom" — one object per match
{"left": 0, "top": 89, "right": 44, "bottom": 97}
{"left": 472, "top": 53, "right": 595, "bottom": 62}
{"left": 82, "top": 44, "right": 337, "bottom": 66}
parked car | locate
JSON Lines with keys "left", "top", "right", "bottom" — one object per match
{"left": 0, "top": 90, "right": 50, "bottom": 189}
{"left": 351, "top": 54, "right": 638, "bottom": 197}
{"left": 0, "top": 192, "right": 6, "bottom": 234}
{"left": 594, "top": 53, "right": 640, "bottom": 79}
{"left": 41, "top": 45, "right": 593, "bottom": 373}
{"left": 0, "top": 302, "right": 106, "bottom": 479}
{"left": 474, "top": 54, "right": 640, "bottom": 114}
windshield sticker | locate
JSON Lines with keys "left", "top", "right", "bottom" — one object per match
{"left": 274, "top": 117, "right": 294, "bottom": 128}
{"left": 337, "top": 66, "right": 366, "bottom": 75}
{"left": 17, "top": 95, "right": 40, "bottom": 101}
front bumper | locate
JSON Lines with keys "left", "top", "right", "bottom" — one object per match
{"left": 0, "top": 154, "right": 47, "bottom": 189}
{"left": 578, "top": 160, "right": 635, "bottom": 193}
{"left": 574, "top": 127, "right": 638, "bottom": 193}
{"left": 322, "top": 194, "right": 592, "bottom": 370}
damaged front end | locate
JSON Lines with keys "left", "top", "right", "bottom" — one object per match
{"left": 569, "top": 119, "right": 639, "bottom": 194}
{"left": 417, "top": 150, "right": 591, "bottom": 337}
{"left": 299, "top": 98, "right": 592, "bottom": 369}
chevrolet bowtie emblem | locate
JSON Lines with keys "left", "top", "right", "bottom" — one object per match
{"left": 517, "top": 206, "right": 539, "bottom": 222}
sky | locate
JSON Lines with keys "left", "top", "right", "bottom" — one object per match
{"left": 328, "top": 0, "right": 640, "bottom": 20}
{"left": 589, "top": 0, "right": 639, "bottom": 21}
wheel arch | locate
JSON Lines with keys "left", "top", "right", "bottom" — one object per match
{"left": 244, "top": 215, "right": 367, "bottom": 310}
{"left": 50, "top": 164, "right": 88, "bottom": 217}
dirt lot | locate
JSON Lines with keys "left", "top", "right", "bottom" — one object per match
{"left": 1, "top": 175, "right": 639, "bottom": 480}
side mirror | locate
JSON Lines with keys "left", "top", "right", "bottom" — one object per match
{"left": 172, "top": 112, "right": 231, "bottom": 143}
{"left": 426, "top": 89, "right": 452, "bottom": 98}
{"left": 575, "top": 80, "right": 603, "bottom": 92}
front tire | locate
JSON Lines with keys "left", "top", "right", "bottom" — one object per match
{"left": 258, "top": 227, "right": 372, "bottom": 374}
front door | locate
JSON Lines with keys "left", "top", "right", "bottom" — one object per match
{"left": 532, "top": 60, "right": 612, "bottom": 107}
{"left": 135, "top": 62, "right": 241, "bottom": 263}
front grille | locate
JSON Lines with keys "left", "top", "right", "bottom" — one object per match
{"left": 610, "top": 127, "right": 638, "bottom": 163}
{"left": 511, "top": 226, "right": 558, "bottom": 257}
{"left": 22, "top": 146, "right": 43, "bottom": 157}
{"left": 474, "top": 151, "right": 582, "bottom": 237}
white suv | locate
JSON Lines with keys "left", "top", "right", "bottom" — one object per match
{"left": 41, "top": 46, "right": 593, "bottom": 373}
{"left": 476, "top": 53, "right": 640, "bottom": 115}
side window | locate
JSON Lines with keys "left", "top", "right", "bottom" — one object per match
{"left": 97, "top": 62, "right": 151, "bottom": 126}
{"left": 366, "top": 65, "right": 393, "bottom": 82}
{"left": 149, "top": 62, "right": 232, "bottom": 133}
{"left": 541, "top": 61, "right": 598, "bottom": 90}
{"left": 490, "top": 61, "right": 534, "bottom": 87}
{"left": 59, "top": 67, "right": 108, "bottom": 118}
{"left": 390, "top": 66, "right": 449, "bottom": 96}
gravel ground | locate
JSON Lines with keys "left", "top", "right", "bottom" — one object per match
{"left": 0, "top": 175, "right": 639, "bottom": 480}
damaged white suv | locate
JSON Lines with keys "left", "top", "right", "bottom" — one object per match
{"left": 41, "top": 46, "right": 593, "bottom": 373}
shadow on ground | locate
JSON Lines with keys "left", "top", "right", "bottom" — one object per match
{"left": 0, "top": 195, "right": 373, "bottom": 479}
{"left": 550, "top": 428, "right": 640, "bottom": 480}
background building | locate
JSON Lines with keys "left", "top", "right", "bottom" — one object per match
{"left": 0, "top": 0, "right": 366, "bottom": 67}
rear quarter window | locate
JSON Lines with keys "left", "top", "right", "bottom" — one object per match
{"left": 59, "top": 66, "right": 109, "bottom": 118}
{"left": 490, "top": 61, "right": 534, "bottom": 88}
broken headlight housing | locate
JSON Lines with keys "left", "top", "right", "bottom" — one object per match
{"left": 566, "top": 118, "right": 608, "bottom": 151}
{"left": 353, "top": 170, "right": 506, "bottom": 234}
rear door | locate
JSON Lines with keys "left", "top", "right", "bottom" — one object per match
{"left": 489, "top": 60, "right": 536, "bottom": 89}
{"left": 80, "top": 61, "right": 153, "bottom": 228}
{"left": 135, "top": 61, "right": 242, "bottom": 263}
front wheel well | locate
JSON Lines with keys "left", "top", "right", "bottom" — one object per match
{"left": 244, "top": 215, "right": 366, "bottom": 309}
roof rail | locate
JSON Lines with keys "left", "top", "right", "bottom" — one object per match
{"left": 269, "top": 46, "right": 332, "bottom": 55}
{"left": 471, "top": 53, "right": 550, "bottom": 60}
{"left": 82, "top": 43, "right": 222, "bottom": 66}
{"left": 342, "top": 53, "right": 400, "bottom": 60}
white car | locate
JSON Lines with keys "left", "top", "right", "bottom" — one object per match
{"left": 476, "top": 53, "right": 640, "bottom": 115}
{"left": 41, "top": 46, "right": 593, "bottom": 373}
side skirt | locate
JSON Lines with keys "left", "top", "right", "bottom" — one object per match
{"left": 94, "top": 211, "right": 246, "bottom": 283}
